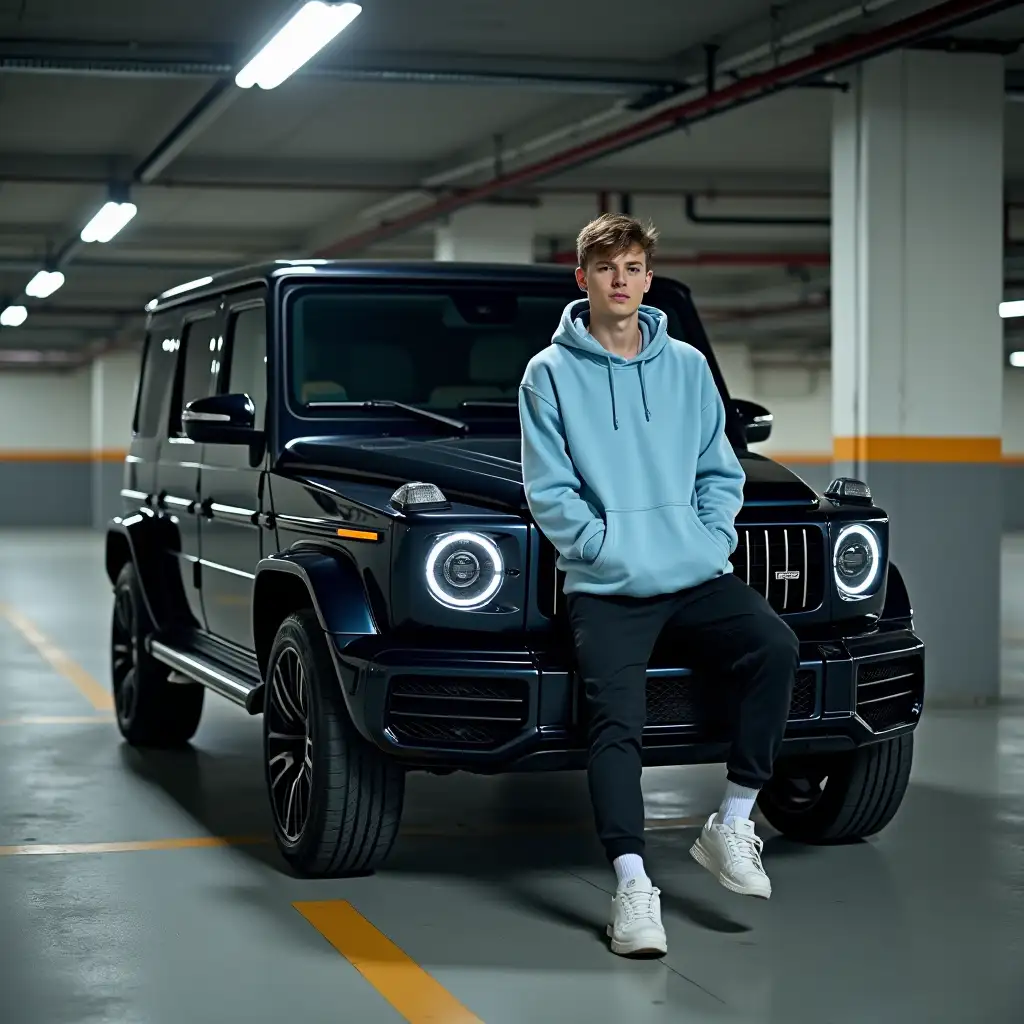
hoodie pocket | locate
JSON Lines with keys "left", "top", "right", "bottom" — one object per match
{"left": 589, "top": 502, "right": 730, "bottom": 594}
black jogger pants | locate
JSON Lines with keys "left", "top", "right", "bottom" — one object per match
{"left": 567, "top": 572, "right": 800, "bottom": 863}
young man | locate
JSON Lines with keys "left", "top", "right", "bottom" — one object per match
{"left": 518, "top": 214, "right": 799, "bottom": 958}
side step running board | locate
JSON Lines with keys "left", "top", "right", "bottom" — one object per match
{"left": 149, "top": 639, "right": 264, "bottom": 713}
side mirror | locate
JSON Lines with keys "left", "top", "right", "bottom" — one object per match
{"left": 734, "top": 398, "right": 773, "bottom": 444}
{"left": 182, "top": 393, "right": 261, "bottom": 445}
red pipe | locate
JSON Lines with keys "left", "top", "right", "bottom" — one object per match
{"left": 549, "top": 249, "right": 829, "bottom": 267}
{"left": 315, "top": 0, "right": 1016, "bottom": 259}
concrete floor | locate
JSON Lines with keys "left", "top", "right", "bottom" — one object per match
{"left": 1, "top": 530, "right": 1022, "bottom": 1024}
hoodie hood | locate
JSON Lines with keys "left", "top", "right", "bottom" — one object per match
{"left": 551, "top": 298, "right": 670, "bottom": 428}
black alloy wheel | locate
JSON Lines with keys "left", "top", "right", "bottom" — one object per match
{"left": 266, "top": 646, "right": 313, "bottom": 844}
{"left": 263, "top": 610, "right": 405, "bottom": 878}
{"left": 758, "top": 733, "right": 913, "bottom": 843}
{"left": 109, "top": 563, "right": 204, "bottom": 747}
{"left": 111, "top": 579, "right": 140, "bottom": 728}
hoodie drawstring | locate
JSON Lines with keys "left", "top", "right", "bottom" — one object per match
{"left": 607, "top": 357, "right": 651, "bottom": 428}
{"left": 638, "top": 361, "right": 650, "bottom": 422}
{"left": 607, "top": 357, "right": 618, "bottom": 430}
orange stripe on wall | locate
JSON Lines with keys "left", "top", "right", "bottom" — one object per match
{"left": 832, "top": 437, "right": 1002, "bottom": 463}
{"left": 0, "top": 450, "right": 127, "bottom": 463}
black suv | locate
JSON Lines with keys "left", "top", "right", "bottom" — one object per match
{"left": 106, "top": 260, "right": 924, "bottom": 877}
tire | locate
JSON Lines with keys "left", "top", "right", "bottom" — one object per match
{"left": 757, "top": 732, "right": 913, "bottom": 843}
{"left": 110, "top": 562, "right": 204, "bottom": 747}
{"left": 263, "top": 610, "right": 405, "bottom": 877}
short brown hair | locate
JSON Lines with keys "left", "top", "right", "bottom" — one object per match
{"left": 576, "top": 213, "right": 659, "bottom": 269}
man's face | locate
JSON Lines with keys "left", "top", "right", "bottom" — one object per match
{"left": 575, "top": 244, "right": 652, "bottom": 320}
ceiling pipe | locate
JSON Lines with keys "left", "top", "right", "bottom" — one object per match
{"left": 350, "top": 0, "right": 902, "bottom": 227}
{"left": 315, "top": 0, "right": 1016, "bottom": 259}
{"left": 549, "top": 249, "right": 831, "bottom": 267}
{"left": 0, "top": 48, "right": 677, "bottom": 95}
{"left": 683, "top": 193, "right": 830, "bottom": 228}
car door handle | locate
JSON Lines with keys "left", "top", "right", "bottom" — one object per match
{"left": 258, "top": 512, "right": 275, "bottom": 529}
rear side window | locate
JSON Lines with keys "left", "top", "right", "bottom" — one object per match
{"left": 222, "top": 305, "right": 267, "bottom": 428}
{"left": 169, "top": 316, "right": 218, "bottom": 437}
{"left": 134, "top": 317, "right": 180, "bottom": 438}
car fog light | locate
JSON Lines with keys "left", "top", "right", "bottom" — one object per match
{"left": 833, "top": 524, "right": 881, "bottom": 598}
{"left": 426, "top": 532, "right": 503, "bottom": 609}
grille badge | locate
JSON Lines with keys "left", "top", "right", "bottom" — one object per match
{"left": 775, "top": 570, "right": 801, "bottom": 580}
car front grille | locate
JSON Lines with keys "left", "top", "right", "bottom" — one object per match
{"left": 537, "top": 523, "right": 825, "bottom": 617}
{"left": 385, "top": 675, "right": 529, "bottom": 750}
{"left": 730, "top": 525, "right": 825, "bottom": 613}
{"left": 855, "top": 655, "right": 924, "bottom": 733}
{"left": 644, "top": 668, "right": 819, "bottom": 729}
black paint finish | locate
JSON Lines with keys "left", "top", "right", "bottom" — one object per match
{"left": 102, "top": 259, "right": 925, "bottom": 771}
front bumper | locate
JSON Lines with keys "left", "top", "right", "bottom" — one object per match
{"left": 332, "top": 624, "right": 925, "bottom": 772}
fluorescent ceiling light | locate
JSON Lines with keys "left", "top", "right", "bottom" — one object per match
{"left": 81, "top": 201, "right": 138, "bottom": 243}
{"left": 1000, "top": 300, "right": 1024, "bottom": 319}
{"left": 235, "top": 2, "right": 361, "bottom": 90}
{"left": 1011, "top": 351, "right": 1024, "bottom": 367}
{"left": 25, "top": 270, "right": 65, "bottom": 298}
{"left": 1, "top": 305, "right": 28, "bottom": 327}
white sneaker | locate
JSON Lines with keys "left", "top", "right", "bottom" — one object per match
{"left": 689, "top": 813, "right": 772, "bottom": 899}
{"left": 605, "top": 876, "right": 667, "bottom": 957}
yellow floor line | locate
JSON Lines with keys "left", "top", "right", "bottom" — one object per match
{"left": 0, "top": 603, "right": 114, "bottom": 711}
{"left": 0, "top": 714, "right": 113, "bottom": 726}
{"left": 295, "top": 900, "right": 483, "bottom": 1024}
{"left": 0, "top": 816, "right": 708, "bottom": 858}
{"left": 0, "top": 835, "right": 270, "bottom": 857}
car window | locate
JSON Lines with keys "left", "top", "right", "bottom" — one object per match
{"left": 222, "top": 305, "right": 267, "bottom": 428}
{"left": 133, "top": 314, "right": 182, "bottom": 438}
{"left": 168, "top": 316, "right": 217, "bottom": 437}
{"left": 285, "top": 280, "right": 711, "bottom": 414}
{"left": 288, "top": 286, "right": 572, "bottom": 411}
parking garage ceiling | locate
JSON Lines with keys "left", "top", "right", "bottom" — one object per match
{"left": 0, "top": 0, "right": 1022, "bottom": 365}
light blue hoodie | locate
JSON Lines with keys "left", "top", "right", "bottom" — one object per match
{"left": 519, "top": 299, "right": 745, "bottom": 598}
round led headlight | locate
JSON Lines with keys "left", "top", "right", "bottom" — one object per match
{"left": 833, "top": 524, "right": 881, "bottom": 598}
{"left": 425, "top": 532, "right": 503, "bottom": 610}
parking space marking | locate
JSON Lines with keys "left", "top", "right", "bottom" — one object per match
{"left": 295, "top": 900, "right": 483, "bottom": 1024}
{"left": 0, "top": 815, "right": 708, "bottom": 858}
{"left": 0, "top": 603, "right": 114, "bottom": 711}
{"left": 0, "top": 714, "right": 113, "bottom": 726}
{"left": 0, "top": 835, "right": 270, "bottom": 857}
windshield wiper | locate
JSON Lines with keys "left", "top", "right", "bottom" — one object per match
{"left": 307, "top": 399, "right": 468, "bottom": 434}
{"left": 458, "top": 400, "right": 518, "bottom": 411}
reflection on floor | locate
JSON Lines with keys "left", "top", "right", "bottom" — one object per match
{"left": 0, "top": 530, "right": 1021, "bottom": 1024}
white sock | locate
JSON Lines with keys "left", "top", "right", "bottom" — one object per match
{"left": 612, "top": 853, "right": 648, "bottom": 887}
{"left": 718, "top": 782, "right": 759, "bottom": 825}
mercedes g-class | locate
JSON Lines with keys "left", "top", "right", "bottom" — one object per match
{"left": 106, "top": 260, "right": 924, "bottom": 877}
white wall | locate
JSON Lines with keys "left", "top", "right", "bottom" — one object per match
{"left": 0, "top": 369, "right": 92, "bottom": 452}
{"left": 1, "top": 346, "right": 1021, "bottom": 460}
{"left": 720, "top": 344, "right": 1024, "bottom": 458}
{"left": 0, "top": 353, "right": 139, "bottom": 456}
{"left": 717, "top": 343, "right": 832, "bottom": 457}
{"left": 91, "top": 351, "right": 141, "bottom": 455}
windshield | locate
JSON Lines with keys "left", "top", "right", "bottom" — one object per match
{"left": 284, "top": 277, "right": 736, "bottom": 435}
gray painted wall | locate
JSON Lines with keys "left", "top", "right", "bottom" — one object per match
{"left": 0, "top": 462, "right": 93, "bottom": 527}
{"left": 1004, "top": 464, "right": 1024, "bottom": 532}
{"left": 91, "top": 462, "right": 125, "bottom": 531}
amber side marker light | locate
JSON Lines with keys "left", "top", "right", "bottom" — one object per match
{"left": 336, "top": 527, "right": 381, "bottom": 542}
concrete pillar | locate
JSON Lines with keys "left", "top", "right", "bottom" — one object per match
{"left": 831, "top": 50, "right": 1005, "bottom": 704}
{"left": 91, "top": 350, "right": 140, "bottom": 529}
{"left": 435, "top": 203, "right": 535, "bottom": 263}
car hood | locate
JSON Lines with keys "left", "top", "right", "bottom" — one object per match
{"left": 279, "top": 435, "right": 820, "bottom": 512}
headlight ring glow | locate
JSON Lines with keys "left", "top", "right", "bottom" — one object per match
{"left": 425, "top": 531, "right": 504, "bottom": 609}
{"left": 833, "top": 524, "right": 881, "bottom": 597}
